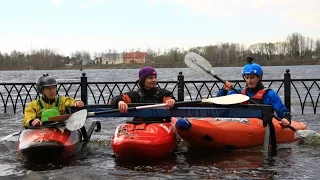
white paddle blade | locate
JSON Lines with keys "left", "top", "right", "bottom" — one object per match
{"left": 184, "top": 52, "right": 214, "bottom": 75}
{"left": 65, "top": 109, "right": 88, "bottom": 131}
{"left": 202, "top": 94, "right": 250, "bottom": 105}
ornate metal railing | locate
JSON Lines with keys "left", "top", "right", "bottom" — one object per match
{"left": 0, "top": 70, "right": 319, "bottom": 114}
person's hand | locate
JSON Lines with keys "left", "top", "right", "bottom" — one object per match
{"left": 31, "top": 119, "right": 42, "bottom": 126}
{"left": 224, "top": 81, "right": 233, "bottom": 91}
{"left": 74, "top": 100, "right": 84, "bottom": 108}
{"left": 165, "top": 99, "right": 175, "bottom": 109}
{"left": 280, "top": 118, "right": 290, "bottom": 127}
{"left": 118, "top": 101, "right": 128, "bottom": 113}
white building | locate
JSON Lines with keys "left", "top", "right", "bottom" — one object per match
{"left": 100, "top": 53, "right": 124, "bottom": 64}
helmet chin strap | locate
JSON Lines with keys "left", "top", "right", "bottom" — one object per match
{"left": 42, "top": 95, "right": 56, "bottom": 104}
{"left": 247, "top": 81, "right": 264, "bottom": 92}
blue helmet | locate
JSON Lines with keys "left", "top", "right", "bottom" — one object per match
{"left": 242, "top": 58, "right": 263, "bottom": 77}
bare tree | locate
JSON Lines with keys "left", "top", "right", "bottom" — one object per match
{"left": 316, "top": 39, "right": 320, "bottom": 59}
{"left": 264, "top": 43, "right": 275, "bottom": 61}
{"left": 71, "top": 50, "right": 91, "bottom": 65}
{"left": 274, "top": 42, "right": 288, "bottom": 60}
{"left": 286, "top": 33, "right": 301, "bottom": 58}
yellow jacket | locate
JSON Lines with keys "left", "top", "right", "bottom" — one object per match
{"left": 23, "top": 96, "right": 77, "bottom": 128}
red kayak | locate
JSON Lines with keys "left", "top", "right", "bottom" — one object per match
{"left": 111, "top": 121, "right": 178, "bottom": 159}
{"left": 17, "top": 121, "right": 101, "bottom": 162}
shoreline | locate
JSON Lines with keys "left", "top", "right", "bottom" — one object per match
{"left": 58, "top": 59, "right": 320, "bottom": 70}
{"left": 0, "top": 59, "right": 318, "bottom": 71}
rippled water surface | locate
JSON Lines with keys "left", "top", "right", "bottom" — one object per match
{"left": 1, "top": 66, "right": 320, "bottom": 179}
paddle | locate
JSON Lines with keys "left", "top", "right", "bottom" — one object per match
{"left": 1, "top": 109, "right": 88, "bottom": 141}
{"left": 27, "top": 109, "right": 88, "bottom": 131}
{"left": 0, "top": 110, "right": 87, "bottom": 141}
{"left": 64, "top": 109, "right": 88, "bottom": 131}
{"left": 48, "top": 94, "right": 250, "bottom": 122}
{"left": 184, "top": 52, "right": 299, "bottom": 132}
{"left": 1, "top": 131, "right": 20, "bottom": 141}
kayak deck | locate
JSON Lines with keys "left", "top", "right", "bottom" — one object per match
{"left": 111, "top": 121, "right": 178, "bottom": 159}
{"left": 17, "top": 121, "right": 101, "bottom": 162}
{"left": 174, "top": 117, "right": 307, "bottom": 149}
{"left": 17, "top": 126, "right": 83, "bottom": 162}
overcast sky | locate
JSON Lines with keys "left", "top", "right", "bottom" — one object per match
{"left": 0, "top": 0, "right": 319, "bottom": 56}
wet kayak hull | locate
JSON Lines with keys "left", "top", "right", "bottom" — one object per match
{"left": 111, "top": 122, "right": 178, "bottom": 159}
{"left": 174, "top": 117, "right": 307, "bottom": 149}
{"left": 17, "top": 127, "right": 83, "bottom": 162}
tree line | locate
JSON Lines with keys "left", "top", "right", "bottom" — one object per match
{"left": 0, "top": 32, "right": 319, "bottom": 70}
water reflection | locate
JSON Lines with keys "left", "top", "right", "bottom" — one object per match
{"left": 22, "top": 157, "right": 75, "bottom": 171}
{"left": 115, "top": 154, "right": 177, "bottom": 170}
{"left": 175, "top": 146, "right": 294, "bottom": 179}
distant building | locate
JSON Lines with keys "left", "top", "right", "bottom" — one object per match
{"left": 100, "top": 53, "right": 124, "bottom": 64}
{"left": 93, "top": 51, "right": 148, "bottom": 65}
{"left": 124, "top": 52, "right": 148, "bottom": 64}
{"left": 94, "top": 57, "right": 102, "bottom": 64}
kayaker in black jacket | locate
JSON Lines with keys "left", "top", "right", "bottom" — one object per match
{"left": 111, "top": 66, "right": 176, "bottom": 121}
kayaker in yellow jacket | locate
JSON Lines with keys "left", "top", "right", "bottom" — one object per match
{"left": 23, "top": 74, "right": 84, "bottom": 128}
{"left": 111, "top": 66, "right": 176, "bottom": 121}
{"left": 217, "top": 57, "right": 291, "bottom": 127}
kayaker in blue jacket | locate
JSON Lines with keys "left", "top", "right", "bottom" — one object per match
{"left": 23, "top": 74, "right": 84, "bottom": 128}
{"left": 111, "top": 66, "right": 176, "bottom": 121}
{"left": 217, "top": 58, "right": 291, "bottom": 127}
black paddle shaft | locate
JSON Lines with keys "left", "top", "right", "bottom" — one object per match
{"left": 211, "top": 73, "right": 297, "bottom": 132}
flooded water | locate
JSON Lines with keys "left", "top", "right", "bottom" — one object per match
{"left": 0, "top": 66, "right": 320, "bottom": 179}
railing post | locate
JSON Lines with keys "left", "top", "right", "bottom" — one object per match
{"left": 81, "top": 73, "right": 88, "bottom": 105}
{"left": 177, "top": 72, "right": 184, "bottom": 101}
{"left": 284, "top": 69, "right": 291, "bottom": 113}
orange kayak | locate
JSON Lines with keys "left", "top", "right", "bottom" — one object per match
{"left": 111, "top": 121, "right": 178, "bottom": 159}
{"left": 17, "top": 121, "right": 101, "bottom": 162}
{"left": 173, "top": 117, "right": 307, "bottom": 149}
{"left": 17, "top": 126, "right": 82, "bottom": 162}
